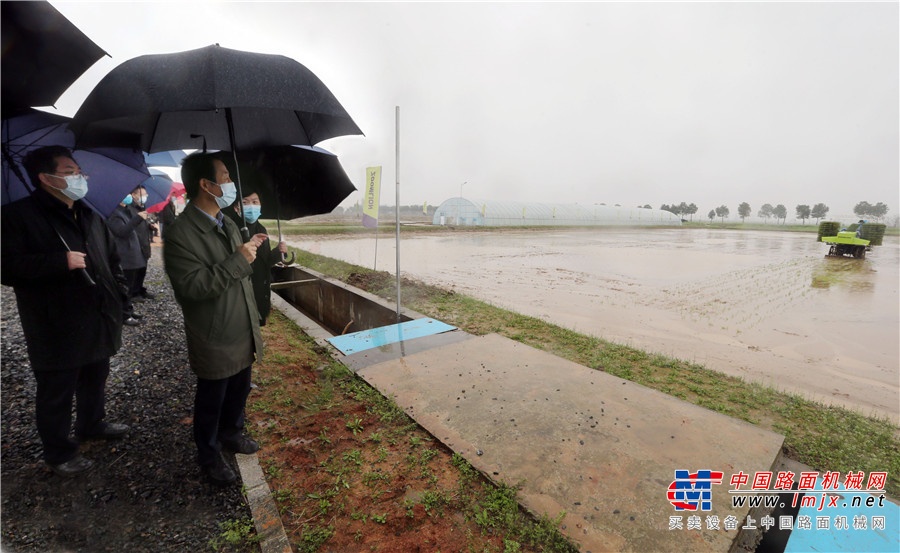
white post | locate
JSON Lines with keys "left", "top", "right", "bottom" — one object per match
{"left": 395, "top": 106, "right": 401, "bottom": 322}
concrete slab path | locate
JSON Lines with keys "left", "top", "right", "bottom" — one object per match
{"left": 350, "top": 332, "right": 785, "bottom": 552}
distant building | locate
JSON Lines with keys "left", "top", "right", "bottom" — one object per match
{"left": 432, "top": 198, "right": 682, "bottom": 227}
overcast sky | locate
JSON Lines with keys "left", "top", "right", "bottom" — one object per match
{"left": 49, "top": 1, "right": 898, "bottom": 221}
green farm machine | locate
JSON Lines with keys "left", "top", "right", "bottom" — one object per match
{"left": 817, "top": 221, "right": 886, "bottom": 259}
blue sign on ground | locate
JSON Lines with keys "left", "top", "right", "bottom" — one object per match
{"left": 327, "top": 318, "right": 457, "bottom": 355}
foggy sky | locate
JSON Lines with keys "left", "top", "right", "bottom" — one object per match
{"left": 49, "top": 1, "right": 899, "bottom": 222}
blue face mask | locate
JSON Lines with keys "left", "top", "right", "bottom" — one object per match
{"left": 122, "top": 195, "right": 133, "bottom": 206}
{"left": 242, "top": 204, "right": 262, "bottom": 224}
{"left": 209, "top": 181, "right": 237, "bottom": 209}
{"left": 48, "top": 173, "right": 89, "bottom": 201}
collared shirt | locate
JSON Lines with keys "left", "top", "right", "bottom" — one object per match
{"left": 190, "top": 203, "right": 224, "bottom": 228}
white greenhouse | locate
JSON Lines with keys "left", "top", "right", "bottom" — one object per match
{"left": 432, "top": 198, "right": 682, "bottom": 227}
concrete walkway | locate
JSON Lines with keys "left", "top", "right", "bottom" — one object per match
{"left": 343, "top": 331, "right": 785, "bottom": 552}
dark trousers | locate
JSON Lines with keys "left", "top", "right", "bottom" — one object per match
{"left": 129, "top": 265, "right": 148, "bottom": 297}
{"left": 33, "top": 359, "right": 110, "bottom": 464}
{"left": 121, "top": 268, "right": 140, "bottom": 317}
{"left": 194, "top": 366, "right": 252, "bottom": 466}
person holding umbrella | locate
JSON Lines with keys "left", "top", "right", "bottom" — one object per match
{"left": 107, "top": 189, "right": 149, "bottom": 326}
{"left": 0, "top": 145, "right": 130, "bottom": 477}
{"left": 127, "top": 186, "right": 157, "bottom": 301}
{"left": 162, "top": 152, "right": 267, "bottom": 486}
{"left": 224, "top": 183, "right": 288, "bottom": 326}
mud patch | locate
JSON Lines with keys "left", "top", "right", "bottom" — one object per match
{"left": 289, "top": 228, "right": 899, "bottom": 422}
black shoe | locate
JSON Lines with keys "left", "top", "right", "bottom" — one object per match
{"left": 221, "top": 434, "right": 259, "bottom": 455}
{"left": 129, "top": 312, "right": 144, "bottom": 320}
{"left": 202, "top": 454, "right": 237, "bottom": 486}
{"left": 48, "top": 455, "right": 94, "bottom": 477}
{"left": 78, "top": 422, "right": 130, "bottom": 441}
{"left": 141, "top": 291, "right": 156, "bottom": 300}
{"left": 123, "top": 317, "right": 140, "bottom": 326}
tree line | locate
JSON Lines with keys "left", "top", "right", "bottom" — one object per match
{"left": 660, "top": 201, "right": 891, "bottom": 225}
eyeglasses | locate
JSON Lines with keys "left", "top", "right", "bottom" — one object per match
{"left": 48, "top": 172, "right": 90, "bottom": 180}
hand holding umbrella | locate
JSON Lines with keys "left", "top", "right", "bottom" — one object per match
{"left": 238, "top": 233, "right": 269, "bottom": 265}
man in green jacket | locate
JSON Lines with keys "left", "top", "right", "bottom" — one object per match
{"left": 163, "top": 152, "right": 268, "bottom": 486}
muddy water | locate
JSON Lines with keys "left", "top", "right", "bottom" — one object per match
{"left": 288, "top": 228, "right": 899, "bottom": 423}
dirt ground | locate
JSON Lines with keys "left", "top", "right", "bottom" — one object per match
{"left": 247, "top": 311, "right": 568, "bottom": 553}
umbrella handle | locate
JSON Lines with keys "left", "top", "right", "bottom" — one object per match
{"left": 52, "top": 228, "right": 96, "bottom": 286}
{"left": 275, "top": 216, "right": 294, "bottom": 264}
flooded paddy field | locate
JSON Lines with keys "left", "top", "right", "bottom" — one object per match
{"left": 288, "top": 228, "right": 899, "bottom": 423}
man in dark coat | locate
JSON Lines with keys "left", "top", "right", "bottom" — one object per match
{"left": 157, "top": 197, "right": 177, "bottom": 241}
{"left": 127, "top": 186, "right": 157, "bottom": 300}
{"left": 163, "top": 152, "right": 266, "bottom": 486}
{"left": 224, "top": 184, "right": 288, "bottom": 326}
{"left": 107, "top": 190, "right": 149, "bottom": 325}
{"left": 0, "top": 145, "right": 130, "bottom": 477}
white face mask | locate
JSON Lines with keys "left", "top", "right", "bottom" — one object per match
{"left": 48, "top": 173, "right": 89, "bottom": 201}
{"left": 209, "top": 181, "right": 237, "bottom": 209}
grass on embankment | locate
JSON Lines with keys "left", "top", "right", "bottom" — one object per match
{"left": 286, "top": 246, "right": 900, "bottom": 499}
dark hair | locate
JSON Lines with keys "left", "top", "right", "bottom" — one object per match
{"left": 180, "top": 152, "right": 224, "bottom": 199}
{"left": 22, "top": 145, "right": 74, "bottom": 190}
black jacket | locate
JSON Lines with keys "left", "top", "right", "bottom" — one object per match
{"left": 107, "top": 204, "right": 146, "bottom": 270}
{"left": 1, "top": 188, "right": 126, "bottom": 371}
{"left": 224, "top": 211, "right": 275, "bottom": 325}
{"left": 128, "top": 204, "right": 152, "bottom": 260}
{"left": 158, "top": 201, "right": 176, "bottom": 240}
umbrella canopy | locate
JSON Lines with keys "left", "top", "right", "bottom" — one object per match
{"left": 140, "top": 169, "right": 174, "bottom": 209}
{"left": 143, "top": 150, "right": 186, "bottom": 167}
{"left": 70, "top": 44, "right": 363, "bottom": 153}
{"left": 146, "top": 179, "right": 185, "bottom": 214}
{"left": 231, "top": 145, "right": 356, "bottom": 220}
{"left": 2, "top": 109, "right": 149, "bottom": 217}
{"left": 1, "top": 1, "right": 107, "bottom": 111}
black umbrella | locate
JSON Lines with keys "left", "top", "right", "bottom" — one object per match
{"left": 70, "top": 44, "right": 363, "bottom": 237}
{"left": 70, "top": 44, "right": 363, "bottom": 153}
{"left": 232, "top": 145, "right": 357, "bottom": 220}
{"left": 1, "top": 1, "right": 107, "bottom": 111}
{"left": 230, "top": 145, "right": 356, "bottom": 264}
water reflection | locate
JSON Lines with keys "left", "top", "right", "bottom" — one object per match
{"left": 810, "top": 257, "right": 877, "bottom": 292}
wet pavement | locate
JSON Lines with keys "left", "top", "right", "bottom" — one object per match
{"left": 346, "top": 331, "right": 785, "bottom": 552}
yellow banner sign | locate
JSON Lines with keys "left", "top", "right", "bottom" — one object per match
{"left": 363, "top": 166, "right": 381, "bottom": 228}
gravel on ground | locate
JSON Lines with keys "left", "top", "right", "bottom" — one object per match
{"left": 1, "top": 253, "right": 255, "bottom": 553}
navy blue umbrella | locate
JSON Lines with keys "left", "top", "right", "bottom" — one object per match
{"left": 140, "top": 169, "right": 175, "bottom": 208}
{"left": 143, "top": 150, "right": 186, "bottom": 168}
{"left": 2, "top": 109, "right": 149, "bottom": 217}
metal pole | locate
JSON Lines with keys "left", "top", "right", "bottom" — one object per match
{"left": 457, "top": 181, "right": 466, "bottom": 224}
{"left": 224, "top": 108, "right": 249, "bottom": 241}
{"left": 395, "top": 106, "right": 401, "bottom": 322}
